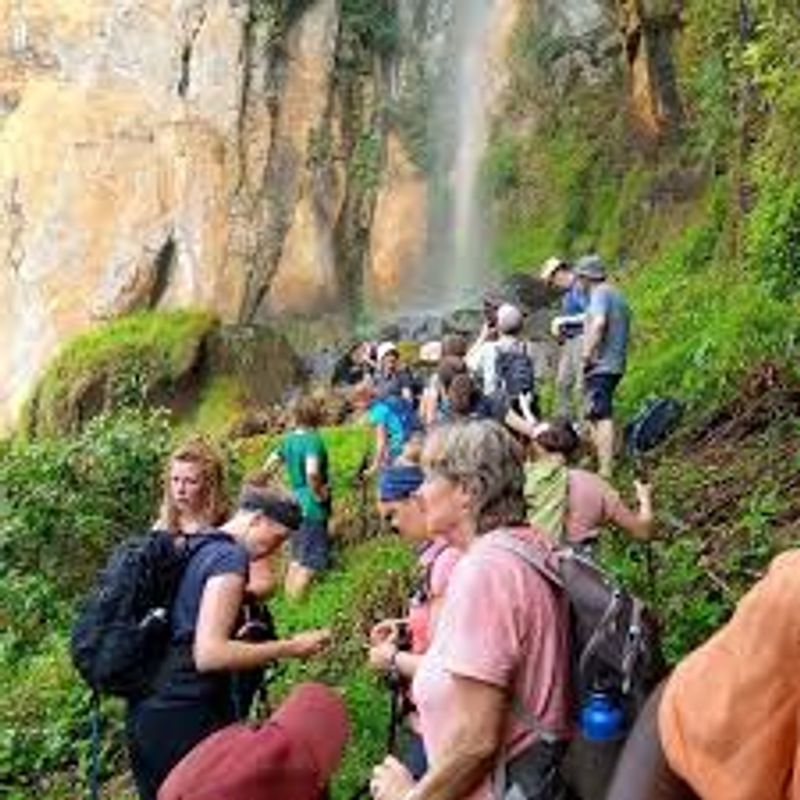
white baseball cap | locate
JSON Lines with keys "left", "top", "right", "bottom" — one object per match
{"left": 497, "top": 303, "right": 523, "bottom": 334}
{"left": 377, "top": 341, "right": 398, "bottom": 362}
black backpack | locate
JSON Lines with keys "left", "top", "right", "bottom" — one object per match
{"left": 493, "top": 533, "right": 665, "bottom": 727}
{"left": 70, "top": 531, "right": 230, "bottom": 699}
{"left": 624, "top": 397, "right": 684, "bottom": 458}
{"left": 495, "top": 342, "right": 536, "bottom": 398}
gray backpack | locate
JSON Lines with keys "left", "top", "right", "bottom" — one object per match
{"left": 493, "top": 532, "right": 665, "bottom": 727}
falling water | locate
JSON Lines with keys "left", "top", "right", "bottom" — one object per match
{"left": 448, "top": 0, "right": 493, "bottom": 306}
{"left": 399, "top": 0, "right": 498, "bottom": 313}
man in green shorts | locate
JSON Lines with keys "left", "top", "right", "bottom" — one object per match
{"left": 265, "top": 395, "right": 331, "bottom": 599}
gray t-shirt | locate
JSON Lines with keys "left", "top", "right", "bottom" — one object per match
{"left": 587, "top": 284, "right": 630, "bottom": 375}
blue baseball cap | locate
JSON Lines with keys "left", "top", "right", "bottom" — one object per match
{"left": 378, "top": 465, "right": 424, "bottom": 502}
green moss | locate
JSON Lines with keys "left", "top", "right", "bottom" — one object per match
{"left": 178, "top": 375, "right": 248, "bottom": 439}
{"left": 27, "top": 310, "right": 216, "bottom": 438}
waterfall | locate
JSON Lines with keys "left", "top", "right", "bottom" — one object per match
{"left": 397, "top": 0, "right": 499, "bottom": 313}
{"left": 448, "top": 0, "right": 493, "bottom": 307}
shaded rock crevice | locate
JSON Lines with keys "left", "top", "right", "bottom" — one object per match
{"left": 177, "top": 6, "right": 209, "bottom": 97}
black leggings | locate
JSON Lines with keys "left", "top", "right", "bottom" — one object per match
{"left": 126, "top": 695, "right": 235, "bottom": 800}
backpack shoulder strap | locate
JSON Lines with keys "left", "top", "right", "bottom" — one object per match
{"left": 491, "top": 530, "right": 563, "bottom": 588}
{"left": 488, "top": 531, "right": 568, "bottom": 756}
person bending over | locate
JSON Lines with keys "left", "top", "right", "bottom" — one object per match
{"left": 522, "top": 417, "right": 653, "bottom": 558}
{"left": 126, "top": 474, "right": 331, "bottom": 800}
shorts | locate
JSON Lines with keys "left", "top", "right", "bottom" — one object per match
{"left": 585, "top": 372, "right": 622, "bottom": 421}
{"left": 290, "top": 519, "right": 331, "bottom": 572}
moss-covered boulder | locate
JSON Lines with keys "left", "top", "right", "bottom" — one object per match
{"left": 24, "top": 311, "right": 217, "bottom": 438}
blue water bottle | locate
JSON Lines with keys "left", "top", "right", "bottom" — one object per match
{"left": 579, "top": 691, "right": 626, "bottom": 742}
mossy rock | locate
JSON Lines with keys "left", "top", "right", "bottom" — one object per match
{"left": 207, "top": 324, "right": 305, "bottom": 408}
{"left": 24, "top": 310, "right": 217, "bottom": 439}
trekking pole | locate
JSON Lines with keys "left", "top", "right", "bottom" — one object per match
{"left": 386, "top": 671, "right": 404, "bottom": 755}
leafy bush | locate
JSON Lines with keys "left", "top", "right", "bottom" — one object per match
{"left": 0, "top": 636, "right": 126, "bottom": 796}
{"left": 747, "top": 177, "right": 800, "bottom": 297}
{"left": 340, "top": 0, "right": 399, "bottom": 58}
{"left": 0, "top": 408, "right": 172, "bottom": 614}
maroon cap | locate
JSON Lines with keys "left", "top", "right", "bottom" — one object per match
{"left": 158, "top": 683, "right": 349, "bottom": 800}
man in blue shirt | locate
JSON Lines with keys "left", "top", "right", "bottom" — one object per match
{"left": 541, "top": 257, "right": 590, "bottom": 424}
{"left": 574, "top": 253, "right": 631, "bottom": 478}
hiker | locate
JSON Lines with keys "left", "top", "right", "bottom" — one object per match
{"left": 464, "top": 296, "right": 501, "bottom": 392}
{"left": 467, "top": 303, "right": 539, "bottom": 417}
{"left": 126, "top": 473, "right": 331, "bottom": 800}
{"left": 419, "top": 334, "right": 469, "bottom": 427}
{"left": 522, "top": 416, "right": 653, "bottom": 557}
{"left": 367, "top": 463, "right": 462, "bottom": 778}
{"left": 540, "top": 256, "right": 589, "bottom": 424}
{"left": 264, "top": 395, "right": 332, "bottom": 600}
{"left": 332, "top": 341, "right": 377, "bottom": 387}
{"left": 370, "top": 420, "right": 572, "bottom": 800}
{"left": 375, "top": 341, "right": 417, "bottom": 401}
{"left": 574, "top": 254, "right": 631, "bottom": 478}
{"left": 355, "top": 380, "right": 422, "bottom": 475}
{"left": 608, "top": 549, "right": 800, "bottom": 800}
{"left": 439, "top": 372, "right": 499, "bottom": 423}
{"left": 156, "top": 437, "right": 273, "bottom": 598}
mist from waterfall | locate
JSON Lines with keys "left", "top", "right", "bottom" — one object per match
{"left": 402, "top": 0, "right": 497, "bottom": 313}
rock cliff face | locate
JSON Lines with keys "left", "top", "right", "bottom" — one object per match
{"left": 0, "top": 0, "right": 250, "bottom": 431}
{"left": 0, "top": 0, "right": 680, "bottom": 432}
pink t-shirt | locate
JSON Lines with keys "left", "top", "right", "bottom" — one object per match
{"left": 566, "top": 468, "right": 640, "bottom": 543}
{"left": 412, "top": 528, "right": 572, "bottom": 800}
{"left": 408, "top": 538, "right": 462, "bottom": 654}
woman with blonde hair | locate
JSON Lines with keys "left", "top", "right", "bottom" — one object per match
{"left": 157, "top": 436, "right": 274, "bottom": 599}
{"left": 370, "top": 420, "right": 572, "bottom": 800}
{"left": 156, "top": 436, "right": 229, "bottom": 536}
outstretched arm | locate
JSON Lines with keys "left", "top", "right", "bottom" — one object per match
{"left": 606, "top": 480, "right": 654, "bottom": 541}
{"left": 193, "top": 574, "right": 331, "bottom": 671}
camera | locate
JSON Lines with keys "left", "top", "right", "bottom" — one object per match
{"left": 395, "top": 620, "right": 412, "bottom": 653}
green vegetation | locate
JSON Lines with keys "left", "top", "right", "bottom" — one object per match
{"left": 340, "top": 0, "right": 398, "bottom": 59}
{"left": 350, "top": 130, "right": 383, "bottom": 192}
{"left": 179, "top": 375, "right": 248, "bottom": 439}
{"left": 269, "top": 536, "right": 415, "bottom": 797}
{"left": 6, "top": 1, "right": 800, "bottom": 796}
{"left": 0, "top": 407, "right": 390, "bottom": 798}
{"left": 485, "top": 0, "right": 800, "bottom": 659}
{"left": 490, "top": 0, "right": 800, "bottom": 418}
{"left": 24, "top": 311, "right": 216, "bottom": 439}
{"left": 0, "top": 409, "right": 172, "bottom": 794}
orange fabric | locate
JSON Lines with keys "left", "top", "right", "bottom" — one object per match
{"left": 658, "top": 550, "right": 800, "bottom": 800}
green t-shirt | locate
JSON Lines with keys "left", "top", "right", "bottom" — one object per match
{"left": 279, "top": 429, "right": 330, "bottom": 522}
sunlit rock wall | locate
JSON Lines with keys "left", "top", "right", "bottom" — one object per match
{"left": 0, "top": 0, "right": 250, "bottom": 431}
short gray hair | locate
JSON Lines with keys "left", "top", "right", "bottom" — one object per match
{"left": 423, "top": 420, "right": 526, "bottom": 535}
